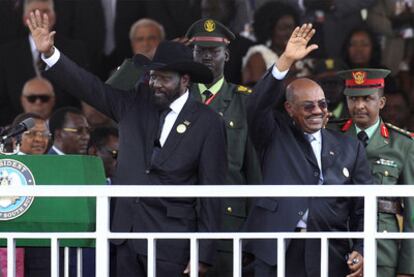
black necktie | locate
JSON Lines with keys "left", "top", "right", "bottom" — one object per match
{"left": 155, "top": 108, "right": 171, "bottom": 147}
{"left": 202, "top": 90, "right": 213, "bottom": 103}
{"left": 357, "top": 131, "right": 369, "bottom": 147}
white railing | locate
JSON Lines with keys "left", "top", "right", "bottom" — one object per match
{"left": 1, "top": 185, "right": 414, "bottom": 277}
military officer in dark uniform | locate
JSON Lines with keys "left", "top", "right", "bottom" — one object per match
{"left": 185, "top": 19, "right": 262, "bottom": 277}
{"left": 337, "top": 68, "right": 414, "bottom": 277}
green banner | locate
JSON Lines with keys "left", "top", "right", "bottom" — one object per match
{"left": 0, "top": 155, "right": 106, "bottom": 247}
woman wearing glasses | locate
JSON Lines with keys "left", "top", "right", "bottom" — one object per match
{"left": 12, "top": 113, "right": 51, "bottom": 155}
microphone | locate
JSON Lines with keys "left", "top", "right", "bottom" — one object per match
{"left": 1, "top": 117, "right": 36, "bottom": 141}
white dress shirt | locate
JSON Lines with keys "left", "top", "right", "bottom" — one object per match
{"left": 159, "top": 92, "right": 189, "bottom": 147}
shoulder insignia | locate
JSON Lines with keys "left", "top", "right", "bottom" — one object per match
{"left": 385, "top": 123, "right": 413, "bottom": 139}
{"left": 380, "top": 123, "right": 389, "bottom": 138}
{"left": 341, "top": 119, "right": 353, "bottom": 132}
{"left": 236, "top": 85, "right": 252, "bottom": 94}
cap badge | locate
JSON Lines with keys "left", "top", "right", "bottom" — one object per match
{"left": 352, "top": 71, "right": 366, "bottom": 85}
{"left": 204, "top": 20, "right": 215, "bottom": 32}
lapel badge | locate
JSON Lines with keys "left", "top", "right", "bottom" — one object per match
{"left": 329, "top": 151, "right": 335, "bottom": 156}
{"left": 183, "top": 120, "right": 191, "bottom": 126}
{"left": 176, "top": 124, "right": 187, "bottom": 134}
{"left": 342, "top": 167, "right": 350, "bottom": 178}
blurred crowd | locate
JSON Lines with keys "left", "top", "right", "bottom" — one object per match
{"left": 1, "top": 0, "right": 414, "bottom": 135}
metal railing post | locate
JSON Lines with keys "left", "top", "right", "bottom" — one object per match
{"left": 320, "top": 238, "right": 329, "bottom": 277}
{"left": 190, "top": 238, "right": 199, "bottom": 277}
{"left": 51, "top": 238, "right": 59, "bottom": 277}
{"left": 95, "top": 195, "right": 109, "bottom": 277}
{"left": 364, "top": 195, "right": 377, "bottom": 276}
{"left": 277, "top": 237, "right": 285, "bottom": 277}
{"left": 233, "top": 237, "right": 242, "bottom": 277}
{"left": 6, "top": 237, "right": 15, "bottom": 277}
{"left": 147, "top": 238, "right": 156, "bottom": 277}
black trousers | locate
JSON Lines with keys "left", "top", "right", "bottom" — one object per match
{"left": 116, "top": 241, "right": 187, "bottom": 277}
{"left": 242, "top": 239, "right": 314, "bottom": 277}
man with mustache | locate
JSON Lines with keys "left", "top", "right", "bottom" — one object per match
{"left": 243, "top": 24, "right": 372, "bottom": 277}
{"left": 27, "top": 9, "right": 227, "bottom": 277}
{"left": 337, "top": 68, "right": 414, "bottom": 277}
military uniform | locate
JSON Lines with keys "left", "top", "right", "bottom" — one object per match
{"left": 186, "top": 19, "right": 262, "bottom": 277}
{"left": 337, "top": 69, "right": 414, "bottom": 277}
{"left": 105, "top": 58, "right": 143, "bottom": 90}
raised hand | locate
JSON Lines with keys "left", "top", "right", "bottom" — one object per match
{"left": 26, "top": 9, "right": 56, "bottom": 57}
{"left": 277, "top": 23, "right": 318, "bottom": 71}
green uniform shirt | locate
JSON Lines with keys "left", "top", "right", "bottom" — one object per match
{"left": 343, "top": 119, "right": 414, "bottom": 274}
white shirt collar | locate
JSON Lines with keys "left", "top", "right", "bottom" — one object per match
{"left": 305, "top": 130, "right": 322, "bottom": 144}
{"left": 52, "top": 145, "right": 65, "bottom": 155}
{"left": 169, "top": 90, "right": 189, "bottom": 114}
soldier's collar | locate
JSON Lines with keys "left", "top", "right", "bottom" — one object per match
{"left": 355, "top": 119, "right": 381, "bottom": 140}
{"left": 197, "top": 77, "right": 224, "bottom": 96}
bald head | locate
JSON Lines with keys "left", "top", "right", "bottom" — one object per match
{"left": 284, "top": 78, "right": 328, "bottom": 133}
{"left": 21, "top": 77, "right": 55, "bottom": 119}
{"left": 285, "top": 78, "right": 323, "bottom": 103}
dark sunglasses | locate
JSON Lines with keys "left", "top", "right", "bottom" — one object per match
{"left": 25, "top": 95, "right": 52, "bottom": 103}
{"left": 299, "top": 99, "right": 328, "bottom": 113}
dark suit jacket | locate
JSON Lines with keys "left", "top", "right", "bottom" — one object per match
{"left": 0, "top": 34, "right": 88, "bottom": 126}
{"left": 43, "top": 53, "right": 227, "bottom": 265}
{"left": 243, "top": 70, "right": 373, "bottom": 276}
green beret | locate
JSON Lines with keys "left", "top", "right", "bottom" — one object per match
{"left": 185, "top": 18, "right": 235, "bottom": 47}
{"left": 337, "top": 68, "right": 391, "bottom": 96}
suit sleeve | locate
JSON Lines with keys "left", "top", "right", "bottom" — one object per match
{"left": 397, "top": 141, "right": 414, "bottom": 274}
{"left": 246, "top": 68, "right": 285, "bottom": 152}
{"left": 43, "top": 53, "right": 138, "bottom": 122}
{"left": 349, "top": 140, "right": 373, "bottom": 254}
{"left": 197, "top": 114, "right": 227, "bottom": 264}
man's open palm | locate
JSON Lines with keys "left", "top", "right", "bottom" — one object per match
{"left": 284, "top": 23, "right": 318, "bottom": 61}
{"left": 26, "top": 9, "right": 55, "bottom": 55}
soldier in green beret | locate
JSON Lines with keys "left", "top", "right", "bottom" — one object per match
{"left": 185, "top": 18, "right": 262, "bottom": 277}
{"left": 336, "top": 68, "right": 414, "bottom": 277}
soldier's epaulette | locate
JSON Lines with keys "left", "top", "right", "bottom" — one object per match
{"left": 385, "top": 123, "right": 413, "bottom": 139}
{"left": 235, "top": 85, "right": 253, "bottom": 94}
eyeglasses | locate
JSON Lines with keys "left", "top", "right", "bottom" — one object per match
{"left": 24, "top": 95, "right": 52, "bottom": 103}
{"left": 299, "top": 99, "right": 328, "bottom": 113}
{"left": 62, "top": 127, "right": 91, "bottom": 135}
{"left": 23, "top": 130, "right": 51, "bottom": 139}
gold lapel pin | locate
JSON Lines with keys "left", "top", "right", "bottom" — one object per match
{"left": 177, "top": 124, "right": 187, "bottom": 134}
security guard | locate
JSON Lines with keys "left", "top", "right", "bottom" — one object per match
{"left": 185, "top": 19, "right": 262, "bottom": 277}
{"left": 337, "top": 68, "right": 414, "bottom": 277}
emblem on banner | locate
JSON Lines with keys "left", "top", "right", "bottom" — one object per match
{"left": 0, "top": 159, "right": 35, "bottom": 221}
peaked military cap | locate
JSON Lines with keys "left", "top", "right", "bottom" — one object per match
{"left": 185, "top": 18, "right": 235, "bottom": 47}
{"left": 337, "top": 68, "right": 391, "bottom": 96}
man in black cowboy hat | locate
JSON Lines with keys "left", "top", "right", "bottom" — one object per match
{"left": 27, "top": 10, "right": 227, "bottom": 277}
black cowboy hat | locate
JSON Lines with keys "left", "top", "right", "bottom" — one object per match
{"left": 133, "top": 41, "right": 213, "bottom": 84}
